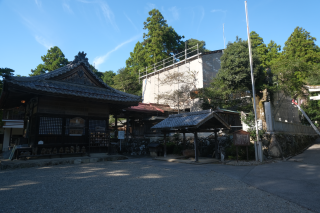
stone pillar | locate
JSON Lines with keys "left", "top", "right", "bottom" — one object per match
{"left": 265, "top": 102, "right": 274, "bottom": 132}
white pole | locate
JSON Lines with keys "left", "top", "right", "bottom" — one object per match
{"left": 223, "top": 23, "right": 226, "bottom": 49}
{"left": 245, "top": 1, "right": 263, "bottom": 162}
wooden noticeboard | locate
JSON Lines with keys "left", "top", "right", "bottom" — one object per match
{"left": 233, "top": 130, "right": 250, "bottom": 146}
{"left": 233, "top": 130, "right": 250, "bottom": 161}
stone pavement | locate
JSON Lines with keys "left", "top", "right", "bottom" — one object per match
{"left": 123, "top": 138, "right": 320, "bottom": 212}
{"left": 288, "top": 137, "right": 320, "bottom": 165}
{"left": 0, "top": 158, "right": 312, "bottom": 213}
{"left": 0, "top": 153, "right": 127, "bottom": 170}
{"left": 153, "top": 155, "right": 220, "bottom": 164}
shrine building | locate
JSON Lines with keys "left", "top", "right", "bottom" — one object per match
{"left": 0, "top": 52, "right": 141, "bottom": 154}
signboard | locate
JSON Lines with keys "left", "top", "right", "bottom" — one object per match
{"left": 233, "top": 130, "right": 250, "bottom": 161}
{"left": 118, "top": 131, "right": 125, "bottom": 139}
{"left": 233, "top": 130, "right": 250, "bottom": 146}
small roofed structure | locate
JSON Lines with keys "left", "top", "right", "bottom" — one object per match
{"left": 151, "top": 109, "right": 231, "bottom": 161}
{"left": 113, "top": 103, "right": 177, "bottom": 140}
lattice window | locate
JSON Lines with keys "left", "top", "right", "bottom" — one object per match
{"left": 39, "top": 117, "right": 62, "bottom": 135}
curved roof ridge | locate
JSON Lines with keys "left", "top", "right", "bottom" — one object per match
{"left": 6, "top": 51, "right": 141, "bottom": 100}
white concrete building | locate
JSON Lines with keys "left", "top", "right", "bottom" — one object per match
{"left": 140, "top": 48, "right": 223, "bottom": 112}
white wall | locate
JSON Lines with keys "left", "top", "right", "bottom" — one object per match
{"left": 142, "top": 58, "right": 203, "bottom": 109}
{"left": 2, "top": 128, "right": 24, "bottom": 151}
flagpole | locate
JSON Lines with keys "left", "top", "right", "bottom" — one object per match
{"left": 244, "top": 1, "right": 263, "bottom": 162}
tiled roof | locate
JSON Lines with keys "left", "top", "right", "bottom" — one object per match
{"left": 4, "top": 52, "right": 141, "bottom": 103}
{"left": 151, "top": 109, "right": 230, "bottom": 129}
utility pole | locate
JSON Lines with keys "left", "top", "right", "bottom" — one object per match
{"left": 245, "top": 1, "right": 263, "bottom": 162}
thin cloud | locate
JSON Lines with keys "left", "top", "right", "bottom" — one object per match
{"left": 99, "top": 1, "right": 119, "bottom": 31}
{"left": 124, "top": 13, "right": 139, "bottom": 32}
{"left": 168, "top": 7, "right": 179, "bottom": 21}
{"left": 35, "top": 35, "right": 53, "bottom": 49}
{"left": 93, "top": 34, "right": 141, "bottom": 69}
{"left": 145, "top": 3, "right": 156, "bottom": 12}
{"left": 77, "top": 0, "right": 119, "bottom": 31}
{"left": 211, "top": 9, "right": 227, "bottom": 13}
{"left": 211, "top": 9, "right": 227, "bottom": 22}
{"left": 197, "top": 7, "right": 205, "bottom": 35}
{"left": 63, "top": 2, "right": 73, "bottom": 14}
{"left": 35, "top": 0, "right": 42, "bottom": 9}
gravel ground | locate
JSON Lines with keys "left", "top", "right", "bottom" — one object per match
{"left": 0, "top": 161, "right": 312, "bottom": 213}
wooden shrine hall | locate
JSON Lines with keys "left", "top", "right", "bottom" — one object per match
{"left": 151, "top": 109, "right": 232, "bottom": 162}
{"left": 0, "top": 52, "right": 141, "bottom": 157}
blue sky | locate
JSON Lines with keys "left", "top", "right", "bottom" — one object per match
{"left": 1, "top": 0, "right": 319, "bottom": 76}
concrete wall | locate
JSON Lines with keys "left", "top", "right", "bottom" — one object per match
{"left": 265, "top": 102, "right": 317, "bottom": 135}
{"left": 142, "top": 58, "right": 203, "bottom": 110}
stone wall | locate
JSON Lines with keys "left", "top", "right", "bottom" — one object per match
{"left": 261, "top": 133, "right": 318, "bottom": 158}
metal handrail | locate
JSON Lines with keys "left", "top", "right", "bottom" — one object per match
{"left": 139, "top": 44, "right": 201, "bottom": 82}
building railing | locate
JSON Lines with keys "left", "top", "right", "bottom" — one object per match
{"left": 2, "top": 108, "right": 25, "bottom": 120}
{"left": 139, "top": 44, "right": 201, "bottom": 81}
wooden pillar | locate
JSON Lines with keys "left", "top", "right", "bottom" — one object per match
{"left": 163, "top": 132, "right": 167, "bottom": 157}
{"left": 86, "top": 118, "right": 90, "bottom": 156}
{"left": 194, "top": 131, "right": 198, "bottom": 162}
{"left": 215, "top": 130, "right": 219, "bottom": 159}
{"left": 126, "top": 117, "right": 129, "bottom": 143}
{"left": 131, "top": 118, "right": 134, "bottom": 138}
{"left": 183, "top": 132, "right": 186, "bottom": 150}
{"left": 114, "top": 115, "right": 118, "bottom": 139}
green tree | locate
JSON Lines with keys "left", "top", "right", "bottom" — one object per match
{"left": 0, "top": 68, "right": 15, "bottom": 125}
{"left": 215, "top": 37, "right": 265, "bottom": 94}
{"left": 265, "top": 40, "right": 281, "bottom": 68}
{"left": 272, "top": 27, "right": 320, "bottom": 97}
{"left": 30, "top": 46, "right": 69, "bottom": 76}
{"left": 199, "top": 36, "right": 266, "bottom": 111}
{"left": 0, "top": 68, "right": 15, "bottom": 92}
{"left": 124, "top": 9, "right": 185, "bottom": 95}
{"left": 250, "top": 31, "right": 281, "bottom": 69}
{"left": 142, "top": 9, "right": 185, "bottom": 65}
{"left": 301, "top": 97, "right": 320, "bottom": 127}
{"left": 102, "top": 71, "right": 115, "bottom": 86}
{"left": 89, "top": 64, "right": 104, "bottom": 79}
{"left": 282, "top": 27, "right": 320, "bottom": 64}
{"left": 112, "top": 68, "right": 141, "bottom": 95}
{"left": 272, "top": 58, "right": 316, "bottom": 98}
{"left": 126, "top": 9, "right": 185, "bottom": 75}
{"left": 186, "top": 38, "right": 211, "bottom": 53}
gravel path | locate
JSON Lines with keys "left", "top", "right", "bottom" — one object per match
{"left": 0, "top": 161, "right": 312, "bottom": 213}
